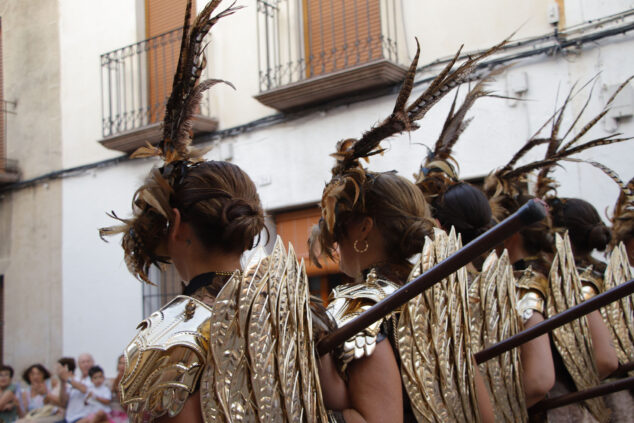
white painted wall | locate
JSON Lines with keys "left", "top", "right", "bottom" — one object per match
{"left": 61, "top": 159, "right": 155, "bottom": 376}
{"left": 58, "top": 0, "right": 139, "bottom": 168}
{"left": 565, "top": 0, "right": 634, "bottom": 26}
{"left": 215, "top": 41, "right": 634, "bottom": 220}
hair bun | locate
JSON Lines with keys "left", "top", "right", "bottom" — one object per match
{"left": 586, "top": 224, "right": 611, "bottom": 252}
{"left": 220, "top": 198, "right": 265, "bottom": 250}
{"left": 399, "top": 218, "right": 435, "bottom": 259}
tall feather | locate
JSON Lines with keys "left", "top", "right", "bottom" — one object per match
{"left": 160, "top": 0, "right": 242, "bottom": 162}
{"left": 312, "top": 38, "right": 510, "bottom": 266}
{"left": 486, "top": 76, "right": 633, "bottom": 211}
{"left": 414, "top": 67, "right": 505, "bottom": 201}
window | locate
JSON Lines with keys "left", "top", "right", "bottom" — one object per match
{"left": 255, "top": 0, "right": 406, "bottom": 111}
{"left": 143, "top": 264, "right": 182, "bottom": 317}
{"left": 303, "top": 0, "right": 382, "bottom": 78}
{"left": 0, "top": 17, "right": 17, "bottom": 185}
{"left": 145, "top": 0, "right": 193, "bottom": 124}
{"left": 100, "top": 0, "right": 218, "bottom": 153}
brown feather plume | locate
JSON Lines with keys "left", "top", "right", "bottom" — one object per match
{"left": 415, "top": 67, "right": 505, "bottom": 203}
{"left": 99, "top": 0, "right": 241, "bottom": 283}
{"left": 612, "top": 176, "right": 634, "bottom": 247}
{"left": 485, "top": 76, "right": 634, "bottom": 220}
{"left": 310, "top": 38, "right": 509, "bottom": 266}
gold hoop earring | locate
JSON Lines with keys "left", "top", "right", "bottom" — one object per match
{"left": 353, "top": 239, "right": 369, "bottom": 253}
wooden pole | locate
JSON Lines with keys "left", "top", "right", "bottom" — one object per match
{"left": 474, "top": 278, "right": 634, "bottom": 364}
{"left": 529, "top": 376, "right": 634, "bottom": 413}
{"left": 317, "top": 199, "right": 547, "bottom": 356}
{"left": 608, "top": 361, "right": 634, "bottom": 379}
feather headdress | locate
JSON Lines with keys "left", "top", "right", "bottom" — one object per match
{"left": 612, "top": 176, "right": 634, "bottom": 247}
{"left": 309, "top": 38, "right": 508, "bottom": 264}
{"left": 99, "top": 0, "right": 241, "bottom": 283}
{"left": 414, "top": 67, "right": 504, "bottom": 203}
{"left": 485, "top": 76, "right": 633, "bottom": 220}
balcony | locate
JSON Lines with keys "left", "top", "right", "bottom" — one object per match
{"left": 255, "top": 0, "right": 407, "bottom": 112}
{"left": 0, "top": 100, "right": 18, "bottom": 185}
{"left": 99, "top": 28, "right": 218, "bottom": 154}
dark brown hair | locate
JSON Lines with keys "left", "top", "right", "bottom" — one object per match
{"left": 88, "top": 366, "right": 104, "bottom": 379}
{"left": 432, "top": 183, "right": 494, "bottom": 245}
{"left": 22, "top": 364, "right": 51, "bottom": 385}
{"left": 311, "top": 171, "right": 435, "bottom": 281}
{"left": 58, "top": 357, "right": 76, "bottom": 373}
{"left": 550, "top": 197, "right": 611, "bottom": 254}
{"left": 116, "top": 161, "right": 265, "bottom": 282}
{"left": 0, "top": 365, "right": 13, "bottom": 378}
{"left": 494, "top": 192, "right": 553, "bottom": 256}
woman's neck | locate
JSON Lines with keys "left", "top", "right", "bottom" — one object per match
{"left": 181, "top": 249, "right": 242, "bottom": 282}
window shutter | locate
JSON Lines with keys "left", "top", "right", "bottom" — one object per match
{"left": 304, "top": 0, "right": 382, "bottom": 78}
{"left": 145, "top": 0, "right": 194, "bottom": 123}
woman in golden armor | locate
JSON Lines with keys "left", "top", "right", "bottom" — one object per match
{"left": 414, "top": 78, "right": 557, "bottom": 410}
{"left": 101, "top": 2, "right": 328, "bottom": 422}
{"left": 309, "top": 37, "right": 508, "bottom": 422}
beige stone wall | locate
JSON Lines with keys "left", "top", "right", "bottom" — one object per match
{"left": 0, "top": 0, "right": 63, "bottom": 372}
{"left": 0, "top": 184, "right": 62, "bottom": 372}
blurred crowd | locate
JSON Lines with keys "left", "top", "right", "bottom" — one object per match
{"left": 0, "top": 354, "right": 128, "bottom": 423}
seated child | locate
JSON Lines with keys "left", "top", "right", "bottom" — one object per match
{"left": 77, "top": 366, "right": 111, "bottom": 423}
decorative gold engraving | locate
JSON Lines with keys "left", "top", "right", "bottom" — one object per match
{"left": 120, "top": 296, "right": 213, "bottom": 422}
{"left": 326, "top": 269, "right": 399, "bottom": 373}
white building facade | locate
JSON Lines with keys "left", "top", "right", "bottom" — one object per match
{"left": 0, "top": 0, "right": 633, "bottom": 377}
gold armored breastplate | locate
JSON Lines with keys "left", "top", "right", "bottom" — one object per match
{"left": 326, "top": 269, "right": 399, "bottom": 373}
{"left": 120, "top": 295, "right": 212, "bottom": 423}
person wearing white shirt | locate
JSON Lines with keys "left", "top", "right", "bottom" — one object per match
{"left": 56, "top": 356, "right": 94, "bottom": 423}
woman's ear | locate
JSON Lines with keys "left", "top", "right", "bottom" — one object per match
{"left": 359, "top": 216, "right": 374, "bottom": 238}
{"left": 168, "top": 208, "right": 184, "bottom": 242}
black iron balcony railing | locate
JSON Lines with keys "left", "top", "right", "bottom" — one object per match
{"left": 100, "top": 27, "right": 214, "bottom": 139}
{"left": 256, "top": 0, "right": 401, "bottom": 93}
{"left": 0, "top": 99, "right": 18, "bottom": 183}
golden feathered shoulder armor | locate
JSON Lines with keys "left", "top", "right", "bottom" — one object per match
{"left": 326, "top": 269, "right": 399, "bottom": 373}
{"left": 120, "top": 295, "right": 215, "bottom": 422}
{"left": 121, "top": 237, "right": 328, "bottom": 422}
{"left": 199, "top": 237, "right": 328, "bottom": 422}
{"left": 398, "top": 228, "right": 481, "bottom": 422}
{"left": 469, "top": 250, "right": 527, "bottom": 422}
{"left": 514, "top": 266, "right": 549, "bottom": 323}
{"left": 601, "top": 242, "right": 634, "bottom": 377}
{"left": 577, "top": 264, "right": 604, "bottom": 301}
{"left": 547, "top": 233, "right": 610, "bottom": 422}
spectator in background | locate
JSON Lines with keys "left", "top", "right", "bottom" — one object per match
{"left": 21, "top": 365, "right": 59, "bottom": 414}
{"left": 0, "top": 365, "right": 23, "bottom": 422}
{"left": 108, "top": 355, "right": 127, "bottom": 423}
{"left": 76, "top": 355, "right": 94, "bottom": 384}
{"left": 77, "top": 367, "right": 111, "bottom": 423}
{"left": 57, "top": 356, "right": 92, "bottom": 423}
